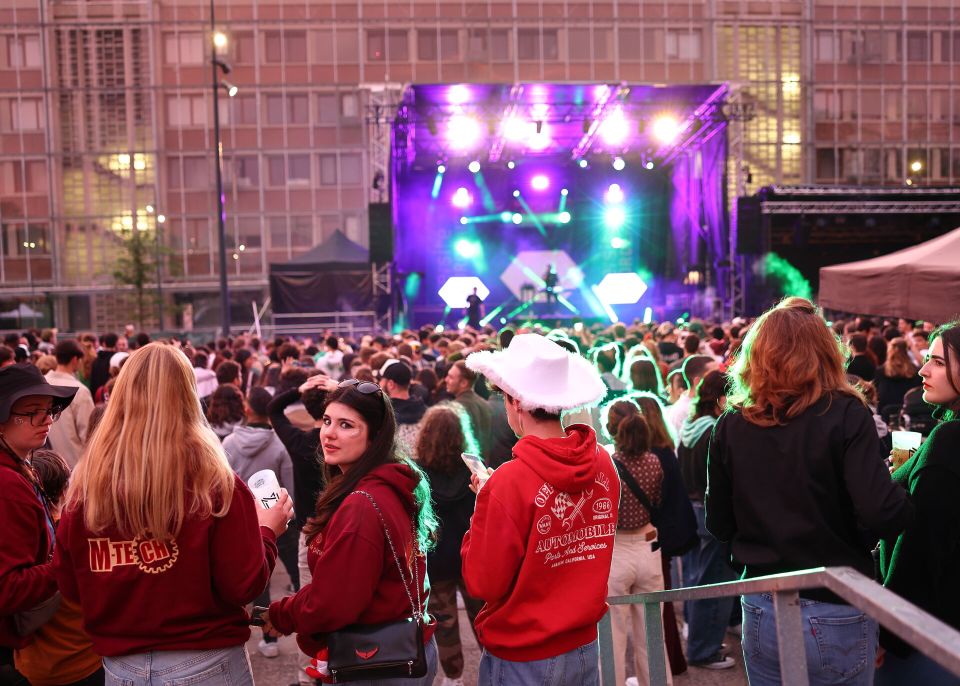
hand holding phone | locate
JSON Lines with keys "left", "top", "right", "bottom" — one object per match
{"left": 250, "top": 605, "right": 269, "bottom": 627}
{"left": 462, "top": 453, "right": 493, "bottom": 492}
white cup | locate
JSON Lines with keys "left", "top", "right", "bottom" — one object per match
{"left": 248, "top": 469, "right": 281, "bottom": 510}
{"left": 891, "top": 431, "right": 922, "bottom": 469}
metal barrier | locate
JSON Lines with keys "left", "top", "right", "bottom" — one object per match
{"left": 598, "top": 566, "right": 960, "bottom": 686}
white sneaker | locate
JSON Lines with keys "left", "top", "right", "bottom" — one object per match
{"left": 257, "top": 639, "right": 279, "bottom": 658}
{"left": 625, "top": 678, "right": 640, "bottom": 686}
{"left": 439, "top": 677, "right": 464, "bottom": 686}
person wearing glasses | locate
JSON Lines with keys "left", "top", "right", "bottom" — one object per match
{"left": 261, "top": 379, "right": 441, "bottom": 685}
{"left": 52, "top": 343, "right": 292, "bottom": 686}
{"left": 0, "top": 364, "right": 78, "bottom": 684}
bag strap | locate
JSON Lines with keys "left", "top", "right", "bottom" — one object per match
{"left": 613, "top": 458, "right": 658, "bottom": 516}
{"left": 350, "top": 490, "right": 423, "bottom": 622}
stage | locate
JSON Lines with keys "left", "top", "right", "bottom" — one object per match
{"left": 389, "top": 82, "right": 731, "bottom": 328}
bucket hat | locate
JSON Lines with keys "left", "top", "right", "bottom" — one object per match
{"left": 0, "top": 363, "right": 78, "bottom": 424}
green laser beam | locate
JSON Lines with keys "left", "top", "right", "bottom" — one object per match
{"left": 431, "top": 172, "right": 443, "bottom": 200}
{"left": 515, "top": 195, "right": 547, "bottom": 237}
{"left": 473, "top": 171, "right": 496, "bottom": 213}
{"left": 479, "top": 303, "right": 506, "bottom": 327}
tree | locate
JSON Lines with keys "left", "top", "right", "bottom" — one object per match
{"left": 112, "top": 228, "right": 157, "bottom": 330}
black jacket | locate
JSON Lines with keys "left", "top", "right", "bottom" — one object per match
{"left": 267, "top": 389, "right": 323, "bottom": 528}
{"left": 89, "top": 350, "right": 113, "bottom": 398}
{"left": 424, "top": 463, "right": 475, "bottom": 582}
{"left": 706, "top": 393, "right": 913, "bottom": 596}
{"left": 392, "top": 397, "right": 426, "bottom": 426}
{"left": 880, "top": 420, "right": 960, "bottom": 654}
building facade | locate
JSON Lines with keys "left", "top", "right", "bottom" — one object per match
{"left": 1, "top": 0, "right": 957, "bottom": 331}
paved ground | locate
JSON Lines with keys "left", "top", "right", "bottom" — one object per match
{"left": 247, "top": 565, "right": 747, "bottom": 686}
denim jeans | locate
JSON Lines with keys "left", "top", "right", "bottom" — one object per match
{"left": 680, "top": 502, "right": 736, "bottom": 663}
{"left": 478, "top": 640, "right": 599, "bottom": 686}
{"left": 103, "top": 646, "right": 252, "bottom": 686}
{"left": 342, "top": 637, "right": 438, "bottom": 686}
{"left": 741, "top": 593, "right": 877, "bottom": 686}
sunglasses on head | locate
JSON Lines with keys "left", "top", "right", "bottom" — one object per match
{"left": 338, "top": 379, "right": 382, "bottom": 395}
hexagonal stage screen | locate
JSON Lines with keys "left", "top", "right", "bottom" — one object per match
{"left": 391, "top": 83, "right": 729, "bottom": 327}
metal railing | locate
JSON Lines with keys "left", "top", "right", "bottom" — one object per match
{"left": 598, "top": 566, "right": 960, "bottom": 686}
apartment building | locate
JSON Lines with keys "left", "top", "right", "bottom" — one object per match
{"left": 0, "top": 0, "right": 956, "bottom": 331}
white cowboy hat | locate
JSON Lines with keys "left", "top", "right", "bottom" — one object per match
{"left": 465, "top": 333, "right": 606, "bottom": 414}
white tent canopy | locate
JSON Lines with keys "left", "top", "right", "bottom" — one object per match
{"left": 819, "top": 226, "right": 960, "bottom": 323}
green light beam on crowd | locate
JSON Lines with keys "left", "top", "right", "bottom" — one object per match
{"left": 439, "top": 304, "right": 451, "bottom": 324}
{"left": 590, "top": 285, "right": 619, "bottom": 324}
{"left": 514, "top": 194, "right": 547, "bottom": 237}
{"left": 473, "top": 171, "right": 496, "bottom": 213}
{"left": 461, "top": 213, "right": 507, "bottom": 224}
{"left": 479, "top": 303, "right": 507, "bottom": 327}
{"left": 506, "top": 299, "right": 536, "bottom": 319}
{"left": 431, "top": 171, "right": 444, "bottom": 200}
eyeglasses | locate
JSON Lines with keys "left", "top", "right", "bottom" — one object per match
{"left": 10, "top": 408, "right": 62, "bottom": 426}
{"left": 338, "top": 379, "right": 382, "bottom": 395}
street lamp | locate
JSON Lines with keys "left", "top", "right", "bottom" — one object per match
{"left": 146, "top": 206, "right": 166, "bottom": 329}
{"left": 210, "top": 2, "right": 231, "bottom": 337}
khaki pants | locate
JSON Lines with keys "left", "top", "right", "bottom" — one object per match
{"left": 606, "top": 528, "right": 672, "bottom": 686}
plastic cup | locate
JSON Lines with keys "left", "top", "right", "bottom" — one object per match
{"left": 248, "top": 469, "right": 281, "bottom": 510}
{"left": 891, "top": 431, "right": 922, "bottom": 469}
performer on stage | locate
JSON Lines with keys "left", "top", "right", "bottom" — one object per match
{"left": 465, "top": 287, "right": 485, "bottom": 330}
{"left": 543, "top": 264, "right": 559, "bottom": 304}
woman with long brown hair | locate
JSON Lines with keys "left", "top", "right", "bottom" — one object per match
{"left": 706, "top": 297, "right": 913, "bottom": 685}
{"left": 874, "top": 337, "right": 922, "bottom": 414}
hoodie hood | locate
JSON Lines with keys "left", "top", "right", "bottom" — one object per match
{"left": 391, "top": 396, "right": 427, "bottom": 425}
{"left": 226, "top": 424, "right": 277, "bottom": 455}
{"left": 358, "top": 462, "right": 418, "bottom": 511}
{"left": 424, "top": 464, "right": 473, "bottom": 504}
{"left": 679, "top": 415, "right": 716, "bottom": 448}
{"left": 514, "top": 423, "right": 603, "bottom": 493}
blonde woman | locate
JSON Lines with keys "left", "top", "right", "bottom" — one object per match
{"left": 53, "top": 343, "right": 292, "bottom": 686}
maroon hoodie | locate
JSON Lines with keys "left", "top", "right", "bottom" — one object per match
{"left": 461, "top": 424, "right": 620, "bottom": 661}
{"left": 0, "top": 450, "right": 56, "bottom": 650}
{"left": 269, "top": 462, "right": 429, "bottom": 659}
{"left": 53, "top": 473, "right": 277, "bottom": 656}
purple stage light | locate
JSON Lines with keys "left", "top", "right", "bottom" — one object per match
{"left": 600, "top": 106, "right": 629, "bottom": 146}
{"left": 526, "top": 124, "right": 551, "bottom": 151}
{"left": 448, "top": 114, "right": 482, "bottom": 149}
{"left": 452, "top": 187, "right": 472, "bottom": 208}
{"left": 652, "top": 115, "right": 681, "bottom": 144}
{"left": 531, "top": 174, "right": 550, "bottom": 191}
{"left": 447, "top": 84, "right": 471, "bottom": 105}
{"left": 604, "top": 183, "right": 624, "bottom": 204}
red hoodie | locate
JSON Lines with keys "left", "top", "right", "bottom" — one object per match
{"left": 53, "top": 473, "right": 277, "bottom": 656}
{"left": 461, "top": 424, "right": 620, "bottom": 661}
{"left": 0, "top": 450, "right": 57, "bottom": 650}
{"left": 269, "top": 463, "right": 430, "bottom": 659}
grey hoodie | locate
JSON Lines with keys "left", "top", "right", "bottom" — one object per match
{"left": 222, "top": 424, "right": 296, "bottom": 507}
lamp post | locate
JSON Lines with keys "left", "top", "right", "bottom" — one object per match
{"left": 146, "top": 205, "right": 166, "bottom": 331}
{"left": 211, "top": 1, "right": 230, "bottom": 337}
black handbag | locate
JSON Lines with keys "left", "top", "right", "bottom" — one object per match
{"left": 326, "top": 490, "right": 427, "bottom": 683}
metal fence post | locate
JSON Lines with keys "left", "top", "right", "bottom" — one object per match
{"left": 644, "top": 600, "right": 669, "bottom": 686}
{"left": 598, "top": 609, "right": 617, "bottom": 686}
{"left": 773, "top": 590, "right": 810, "bottom": 686}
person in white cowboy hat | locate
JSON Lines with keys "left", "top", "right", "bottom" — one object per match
{"left": 460, "top": 333, "right": 620, "bottom": 686}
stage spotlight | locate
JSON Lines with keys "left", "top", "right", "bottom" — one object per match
{"left": 600, "top": 106, "right": 630, "bottom": 146}
{"left": 454, "top": 238, "right": 482, "bottom": 259}
{"left": 507, "top": 160, "right": 516, "bottom": 169}
{"left": 452, "top": 187, "right": 472, "bottom": 208}
{"left": 560, "top": 188, "right": 568, "bottom": 196}
{"left": 604, "top": 206, "right": 626, "bottom": 230}
{"left": 459, "top": 217, "right": 468, "bottom": 225}
{"left": 651, "top": 115, "right": 681, "bottom": 144}
{"left": 511, "top": 213, "right": 523, "bottom": 224}
{"left": 605, "top": 183, "right": 624, "bottom": 204}
{"left": 437, "top": 164, "right": 446, "bottom": 174}
{"left": 612, "top": 157, "right": 626, "bottom": 171}
{"left": 610, "top": 237, "right": 629, "bottom": 249}
{"left": 448, "top": 84, "right": 471, "bottom": 105}
{"left": 644, "top": 161, "right": 655, "bottom": 170}
{"left": 500, "top": 211, "right": 513, "bottom": 222}
{"left": 448, "top": 115, "right": 482, "bottom": 149}
{"left": 503, "top": 117, "right": 528, "bottom": 142}
{"left": 512, "top": 189, "right": 521, "bottom": 198}
{"left": 468, "top": 160, "right": 481, "bottom": 173}
{"left": 559, "top": 211, "right": 571, "bottom": 224}
{"left": 531, "top": 174, "right": 550, "bottom": 191}
{"left": 527, "top": 125, "right": 551, "bottom": 151}
{"left": 578, "top": 159, "right": 589, "bottom": 169}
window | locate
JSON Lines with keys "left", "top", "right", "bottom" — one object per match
{"left": 237, "top": 216, "right": 263, "bottom": 249}
{"left": 340, "top": 153, "right": 362, "bottom": 185}
{"left": 317, "top": 94, "right": 338, "bottom": 124}
{"left": 814, "top": 90, "right": 837, "bottom": 120}
{"left": 184, "top": 218, "right": 211, "bottom": 253}
{"left": 468, "top": 29, "right": 510, "bottom": 61}
{"left": 315, "top": 30, "right": 334, "bottom": 63}
{"left": 230, "top": 156, "right": 259, "bottom": 187}
{"left": 341, "top": 93, "right": 359, "bottom": 119}
{"left": 268, "top": 217, "right": 288, "bottom": 250}
{"left": 233, "top": 32, "right": 257, "bottom": 64}
{"left": 568, "top": 29, "right": 590, "bottom": 61}
{"left": 7, "top": 223, "right": 50, "bottom": 255}
{"left": 816, "top": 147, "right": 836, "bottom": 181}
{"left": 337, "top": 30, "right": 359, "bottom": 63}
{"left": 907, "top": 91, "right": 927, "bottom": 120}
{"left": 884, "top": 91, "right": 902, "bottom": 121}
{"left": 344, "top": 215, "right": 361, "bottom": 243}
{"left": 860, "top": 89, "right": 881, "bottom": 120}
{"left": 815, "top": 31, "right": 837, "bottom": 62}
{"left": 6, "top": 34, "right": 42, "bottom": 68}
{"left": 264, "top": 31, "right": 307, "bottom": 63}
{"left": 319, "top": 154, "right": 338, "bottom": 186}
{"left": 9, "top": 99, "right": 43, "bottom": 131}
{"left": 931, "top": 90, "right": 949, "bottom": 122}
{"left": 290, "top": 216, "right": 313, "bottom": 248}
{"left": 367, "top": 30, "right": 409, "bottom": 61}
{"left": 666, "top": 30, "right": 701, "bottom": 60}
{"left": 885, "top": 148, "right": 902, "bottom": 181}
{"left": 164, "top": 33, "right": 204, "bottom": 65}
{"left": 0, "top": 160, "right": 46, "bottom": 193}
{"left": 840, "top": 89, "right": 857, "bottom": 120}
{"left": 288, "top": 154, "right": 311, "bottom": 184}
{"left": 267, "top": 155, "right": 286, "bottom": 186}
{"left": 840, "top": 148, "right": 859, "bottom": 179}
{"left": 417, "top": 29, "right": 459, "bottom": 61}
{"left": 233, "top": 95, "right": 258, "bottom": 125}
{"left": 266, "top": 95, "right": 285, "bottom": 125}
{"left": 517, "top": 29, "right": 540, "bottom": 60}
{"left": 167, "top": 95, "right": 207, "bottom": 127}
{"left": 183, "top": 158, "right": 209, "bottom": 188}
{"left": 862, "top": 149, "right": 882, "bottom": 180}
{"left": 619, "top": 28, "right": 643, "bottom": 61}
{"left": 906, "top": 31, "right": 929, "bottom": 62}
{"left": 265, "top": 94, "right": 309, "bottom": 127}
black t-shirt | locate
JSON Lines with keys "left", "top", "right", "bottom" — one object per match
{"left": 466, "top": 294, "right": 482, "bottom": 321}
{"left": 658, "top": 341, "right": 683, "bottom": 365}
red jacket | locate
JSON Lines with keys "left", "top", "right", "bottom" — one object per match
{"left": 269, "top": 463, "right": 429, "bottom": 659}
{"left": 461, "top": 424, "right": 620, "bottom": 661}
{"left": 0, "top": 450, "right": 57, "bottom": 649}
{"left": 53, "top": 473, "right": 277, "bottom": 656}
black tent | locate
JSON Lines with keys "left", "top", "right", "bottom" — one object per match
{"left": 269, "top": 230, "right": 374, "bottom": 315}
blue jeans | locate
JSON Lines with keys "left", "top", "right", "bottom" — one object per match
{"left": 103, "top": 646, "right": 253, "bottom": 686}
{"left": 343, "top": 637, "right": 438, "bottom": 686}
{"left": 478, "top": 640, "right": 599, "bottom": 686}
{"left": 680, "top": 502, "right": 737, "bottom": 663}
{"left": 741, "top": 593, "right": 877, "bottom": 686}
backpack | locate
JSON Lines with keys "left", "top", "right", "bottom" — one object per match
{"left": 613, "top": 456, "right": 699, "bottom": 557}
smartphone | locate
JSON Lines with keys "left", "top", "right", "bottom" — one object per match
{"left": 461, "top": 452, "right": 488, "bottom": 480}
{"left": 249, "top": 605, "right": 269, "bottom": 627}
